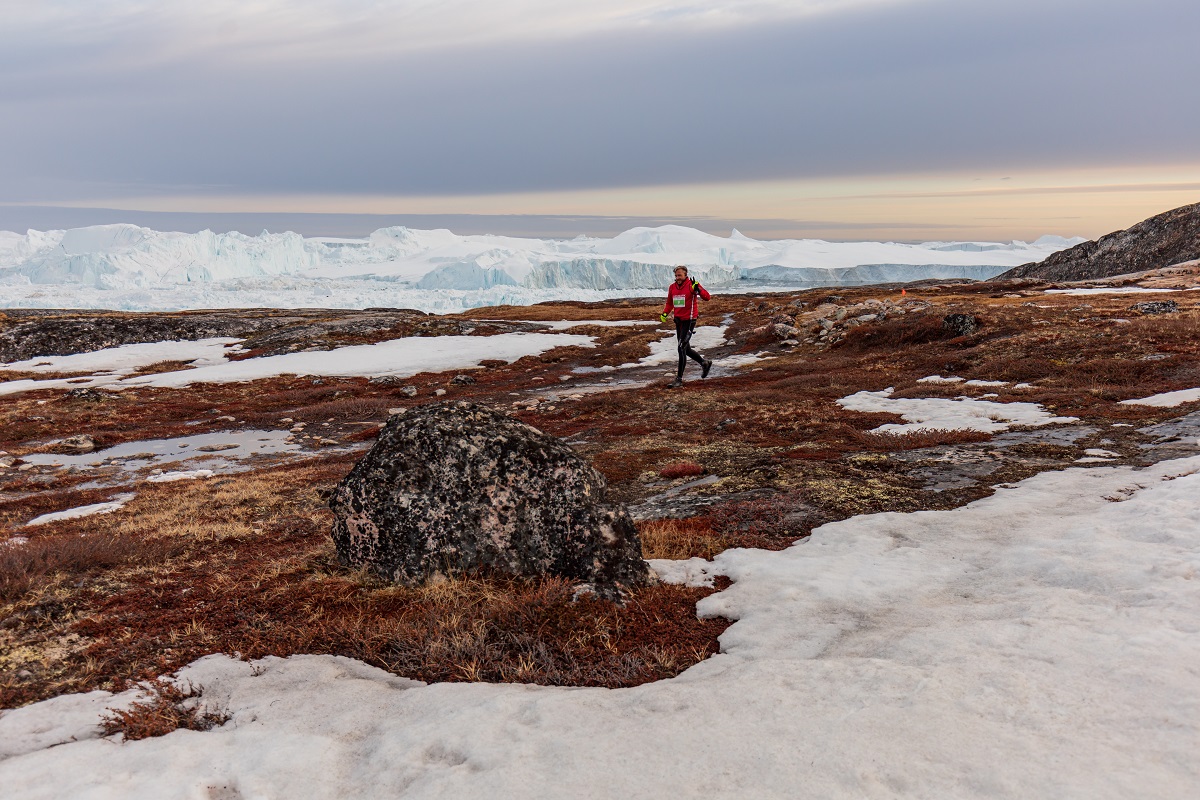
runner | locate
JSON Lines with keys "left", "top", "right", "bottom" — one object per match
{"left": 660, "top": 265, "right": 713, "bottom": 389}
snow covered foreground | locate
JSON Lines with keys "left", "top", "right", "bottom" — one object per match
{"left": 0, "top": 223, "right": 1080, "bottom": 313}
{"left": 4, "top": 459, "right": 1199, "bottom": 798}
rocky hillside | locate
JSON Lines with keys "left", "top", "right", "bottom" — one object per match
{"left": 1000, "top": 202, "right": 1200, "bottom": 281}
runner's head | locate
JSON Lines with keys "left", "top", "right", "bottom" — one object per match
{"left": 673, "top": 265, "right": 688, "bottom": 285}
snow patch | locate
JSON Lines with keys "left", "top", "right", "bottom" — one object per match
{"left": 837, "top": 387, "right": 1078, "bottom": 434}
{"left": 25, "top": 493, "right": 135, "bottom": 526}
{"left": 1120, "top": 387, "right": 1200, "bottom": 408}
{"left": 3, "top": 458, "right": 1199, "bottom": 796}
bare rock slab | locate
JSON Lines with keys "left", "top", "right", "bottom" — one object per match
{"left": 329, "top": 401, "right": 651, "bottom": 599}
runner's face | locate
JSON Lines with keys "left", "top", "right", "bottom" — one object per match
{"left": 674, "top": 269, "right": 687, "bottom": 285}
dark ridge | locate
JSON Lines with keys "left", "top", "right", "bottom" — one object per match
{"left": 999, "top": 202, "right": 1200, "bottom": 282}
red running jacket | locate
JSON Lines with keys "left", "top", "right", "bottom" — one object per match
{"left": 663, "top": 279, "right": 711, "bottom": 320}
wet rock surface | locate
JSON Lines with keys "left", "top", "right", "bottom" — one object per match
{"left": 1000, "top": 201, "right": 1200, "bottom": 282}
{"left": 329, "top": 402, "right": 652, "bottom": 599}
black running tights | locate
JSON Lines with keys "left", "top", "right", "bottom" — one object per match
{"left": 674, "top": 317, "right": 705, "bottom": 378}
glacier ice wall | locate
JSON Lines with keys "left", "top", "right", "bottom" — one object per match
{"left": 0, "top": 223, "right": 1083, "bottom": 312}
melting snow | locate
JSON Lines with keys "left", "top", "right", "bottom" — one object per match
{"left": 838, "top": 387, "right": 1078, "bottom": 434}
{"left": 0, "top": 333, "right": 594, "bottom": 396}
{"left": 1121, "top": 387, "right": 1200, "bottom": 408}
{"left": 2, "top": 458, "right": 1198, "bottom": 797}
{"left": 24, "top": 493, "right": 135, "bottom": 527}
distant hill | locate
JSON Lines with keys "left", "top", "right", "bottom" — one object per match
{"left": 999, "top": 202, "right": 1200, "bottom": 282}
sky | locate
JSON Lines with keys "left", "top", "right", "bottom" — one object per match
{"left": 2, "top": 0, "right": 1199, "bottom": 241}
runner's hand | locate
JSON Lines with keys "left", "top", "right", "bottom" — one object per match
{"left": 659, "top": 312, "right": 669, "bottom": 323}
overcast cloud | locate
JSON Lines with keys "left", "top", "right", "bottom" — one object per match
{"left": 1, "top": 0, "right": 1197, "bottom": 206}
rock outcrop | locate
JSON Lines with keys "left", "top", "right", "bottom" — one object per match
{"left": 329, "top": 402, "right": 651, "bottom": 599}
{"left": 999, "top": 202, "right": 1200, "bottom": 282}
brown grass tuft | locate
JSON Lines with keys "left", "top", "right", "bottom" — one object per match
{"left": 100, "top": 679, "right": 229, "bottom": 740}
{"left": 658, "top": 461, "right": 705, "bottom": 479}
{"left": 0, "top": 532, "right": 185, "bottom": 603}
{"left": 838, "top": 313, "right": 960, "bottom": 351}
{"left": 638, "top": 518, "right": 729, "bottom": 560}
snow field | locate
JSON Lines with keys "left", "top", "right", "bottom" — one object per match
{"left": 2, "top": 457, "right": 1198, "bottom": 798}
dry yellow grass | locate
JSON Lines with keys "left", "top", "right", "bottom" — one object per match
{"left": 638, "top": 519, "right": 729, "bottom": 561}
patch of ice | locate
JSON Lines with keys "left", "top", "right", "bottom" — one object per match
{"left": 963, "top": 379, "right": 1007, "bottom": 387}
{"left": 916, "top": 375, "right": 963, "bottom": 384}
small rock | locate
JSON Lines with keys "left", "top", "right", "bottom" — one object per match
{"left": 197, "top": 443, "right": 239, "bottom": 452}
{"left": 61, "top": 388, "right": 111, "bottom": 403}
{"left": 51, "top": 434, "right": 96, "bottom": 454}
{"left": 401, "top": 385, "right": 419, "bottom": 397}
{"left": 387, "top": 408, "right": 406, "bottom": 416}
{"left": 18, "top": 464, "right": 35, "bottom": 472}
{"left": 771, "top": 323, "right": 797, "bottom": 339}
{"left": 215, "top": 415, "right": 236, "bottom": 423}
{"left": 451, "top": 374, "right": 477, "bottom": 385}
{"left": 434, "top": 388, "right": 447, "bottom": 397}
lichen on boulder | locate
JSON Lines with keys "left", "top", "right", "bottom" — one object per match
{"left": 329, "top": 401, "right": 652, "bottom": 599}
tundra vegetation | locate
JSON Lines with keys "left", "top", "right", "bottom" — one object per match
{"left": 3, "top": 271, "right": 1200, "bottom": 734}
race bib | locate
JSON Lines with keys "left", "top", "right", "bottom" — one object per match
{"left": 672, "top": 295, "right": 686, "bottom": 308}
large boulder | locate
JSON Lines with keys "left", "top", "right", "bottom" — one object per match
{"left": 329, "top": 402, "right": 652, "bottom": 599}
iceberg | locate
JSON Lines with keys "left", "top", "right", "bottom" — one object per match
{"left": 0, "top": 223, "right": 1080, "bottom": 313}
